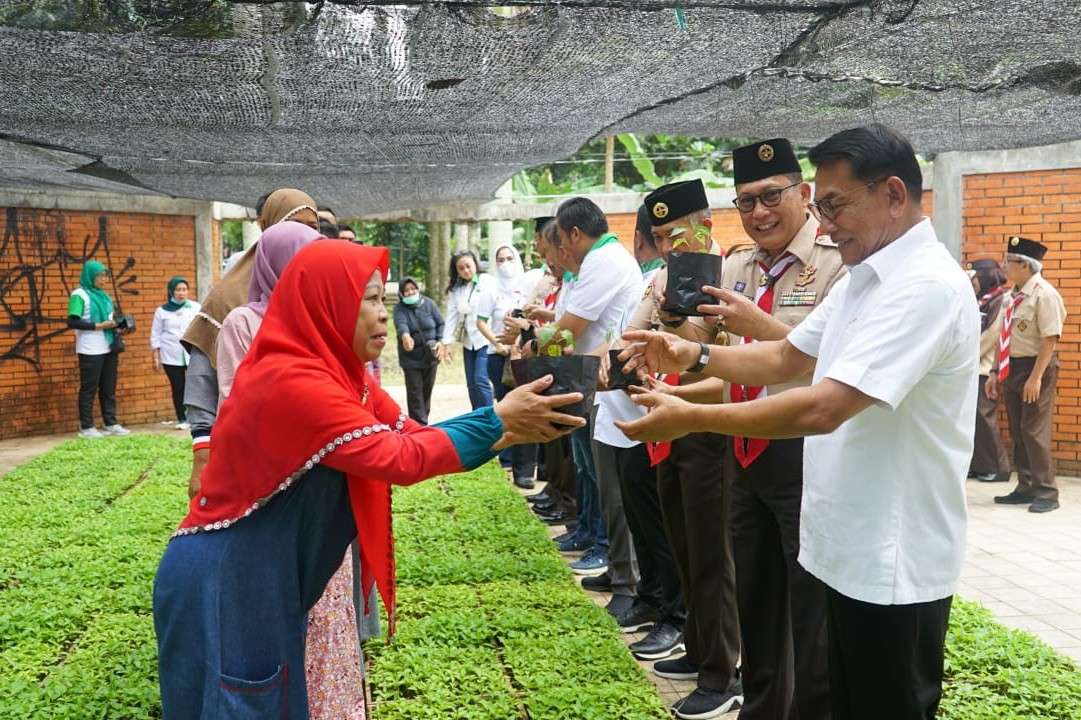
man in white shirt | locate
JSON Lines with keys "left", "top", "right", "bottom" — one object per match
{"left": 523, "top": 197, "right": 643, "bottom": 578}
{"left": 616, "top": 124, "right": 979, "bottom": 720}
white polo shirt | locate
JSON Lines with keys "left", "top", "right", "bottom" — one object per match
{"left": 565, "top": 241, "right": 643, "bottom": 355}
{"left": 787, "top": 218, "right": 979, "bottom": 605}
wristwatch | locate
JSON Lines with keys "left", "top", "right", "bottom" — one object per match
{"left": 686, "top": 341, "right": 710, "bottom": 373}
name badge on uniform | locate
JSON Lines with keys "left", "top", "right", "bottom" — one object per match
{"left": 734, "top": 281, "right": 747, "bottom": 293}
{"left": 777, "top": 289, "right": 818, "bottom": 307}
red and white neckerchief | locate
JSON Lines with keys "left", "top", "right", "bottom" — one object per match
{"left": 646, "top": 373, "right": 680, "bottom": 467}
{"left": 997, "top": 291, "right": 1026, "bottom": 382}
{"left": 730, "top": 253, "right": 800, "bottom": 468}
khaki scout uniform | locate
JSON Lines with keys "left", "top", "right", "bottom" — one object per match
{"left": 625, "top": 243, "right": 740, "bottom": 693}
{"left": 992, "top": 272, "right": 1067, "bottom": 502}
{"left": 971, "top": 291, "right": 1010, "bottom": 478}
{"left": 720, "top": 215, "right": 844, "bottom": 720}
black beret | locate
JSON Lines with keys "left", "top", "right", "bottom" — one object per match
{"left": 1006, "top": 235, "right": 1048, "bottom": 261}
{"left": 643, "top": 180, "right": 708, "bottom": 227}
{"left": 732, "top": 138, "right": 802, "bottom": 185}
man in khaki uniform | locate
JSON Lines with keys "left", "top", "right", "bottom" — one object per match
{"left": 623, "top": 179, "right": 743, "bottom": 719}
{"left": 988, "top": 236, "right": 1067, "bottom": 513}
{"left": 700, "top": 138, "right": 844, "bottom": 720}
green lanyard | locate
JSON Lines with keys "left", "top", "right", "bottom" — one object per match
{"left": 570, "top": 233, "right": 620, "bottom": 279}
{"left": 639, "top": 257, "right": 664, "bottom": 274}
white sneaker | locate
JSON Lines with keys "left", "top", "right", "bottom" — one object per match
{"left": 79, "top": 427, "right": 105, "bottom": 439}
{"left": 103, "top": 424, "right": 131, "bottom": 436}
{"left": 175, "top": 421, "right": 191, "bottom": 431}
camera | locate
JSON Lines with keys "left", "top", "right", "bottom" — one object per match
{"left": 115, "top": 314, "right": 135, "bottom": 332}
{"left": 511, "top": 308, "right": 526, "bottom": 319}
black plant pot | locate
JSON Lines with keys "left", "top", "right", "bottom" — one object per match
{"left": 661, "top": 251, "right": 723, "bottom": 316}
{"left": 511, "top": 355, "right": 600, "bottom": 421}
{"left": 606, "top": 349, "right": 639, "bottom": 391}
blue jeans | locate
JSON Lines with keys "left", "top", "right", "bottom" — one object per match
{"left": 463, "top": 346, "right": 494, "bottom": 411}
{"left": 571, "top": 420, "right": 608, "bottom": 551}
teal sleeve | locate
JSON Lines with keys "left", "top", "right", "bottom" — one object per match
{"left": 434, "top": 407, "right": 504, "bottom": 470}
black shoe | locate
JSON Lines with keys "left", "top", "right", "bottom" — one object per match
{"left": 1029, "top": 498, "right": 1060, "bottom": 513}
{"left": 553, "top": 530, "right": 574, "bottom": 544}
{"left": 653, "top": 655, "right": 698, "bottom": 681}
{"left": 531, "top": 500, "right": 557, "bottom": 514}
{"left": 605, "top": 594, "right": 635, "bottom": 618}
{"left": 514, "top": 475, "right": 536, "bottom": 490}
{"left": 539, "top": 511, "right": 573, "bottom": 526}
{"left": 995, "top": 490, "right": 1035, "bottom": 505}
{"left": 616, "top": 599, "right": 660, "bottom": 633}
{"left": 630, "top": 623, "right": 684, "bottom": 660}
{"left": 974, "top": 472, "right": 1008, "bottom": 482}
{"left": 526, "top": 490, "right": 550, "bottom": 504}
{"left": 581, "top": 571, "right": 612, "bottom": 592}
{"left": 673, "top": 686, "right": 743, "bottom": 720}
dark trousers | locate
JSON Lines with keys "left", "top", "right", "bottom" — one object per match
{"left": 163, "top": 364, "right": 187, "bottom": 423}
{"left": 542, "top": 437, "right": 577, "bottom": 519}
{"left": 1004, "top": 356, "right": 1059, "bottom": 501}
{"left": 970, "top": 374, "right": 1010, "bottom": 478}
{"left": 617, "top": 443, "right": 684, "bottom": 626}
{"left": 77, "top": 351, "right": 119, "bottom": 429}
{"left": 403, "top": 363, "right": 438, "bottom": 424}
{"left": 657, "top": 432, "right": 739, "bottom": 692}
{"left": 730, "top": 439, "right": 829, "bottom": 720}
{"left": 826, "top": 587, "right": 952, "bottom": 720}
{"left": 592, "top": 440, "right": 638, "bottom": 597}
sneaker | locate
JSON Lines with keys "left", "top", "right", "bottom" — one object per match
{"left": 653, "top": 655, "right": 699, "bottom": 681}
{"left": 1029, "top": 498, "right": 1060, "bottom": 513}
{"left": 557, "top": 535, "right": 592, "bottom": 553}
{"left": 570, "top": 548, "right": 609, "bottom": 576}
{"left": 994, "top": 490, "right": 1035, "bottom": 505}
{"left": 103, "top": 424, "right": 131, "bottom": 436}
{"left": 605, "top": 594, "right": 635, "bottom": 618}
{"left": 630, "top": 623, "right": 684, "bottom": 660}
{"left": 175, "top": 421, "right": 191, "bottom": 431}
{"left": 673, "top": 686, "right": 743, "bottom": 720}
{"left": 78, "top": 427, "right": 105, "bottom": 439}
{"left": 616, "top": 599, "right": 660, "bottom": 633}
{"left": 553, "top": 530, "right": 575, "bottom": 544}
{"left": 581, "top": 571, "right": 612, "bottom": 592}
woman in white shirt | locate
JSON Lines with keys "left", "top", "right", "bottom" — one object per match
{"left": 151, "top": 277, "right": 201, "bottom": 430}
{"left": 441, "top": 249, "right": 499, "bottom": 410}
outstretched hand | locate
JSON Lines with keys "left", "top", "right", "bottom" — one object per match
{"left": 618, "top": 330, "right": 698, "bottom": 376}
{"left": 494, "top": 375, "right": 585, "bottom": 445}
{"left": 614, "top": 391, "right": 696, "bottom": 442}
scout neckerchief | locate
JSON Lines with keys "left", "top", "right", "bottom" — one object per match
{"left": 997, "top": 290, "right": 1026, "bottom": 382}
{"left": 646, "top": 374, "right": 680, "bottom": 467}
{"left": 77, "top": 261, "right": 115, "bottom": 344}
{"left": 730, "top": 252, "right": 800, "bottom": 468}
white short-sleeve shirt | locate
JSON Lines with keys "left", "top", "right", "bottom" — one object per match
{"left": 565, "top": 242, "right": 643, "bottom": 355}
{"left": 787, "top": 218, "right": 979, "bottom": 605}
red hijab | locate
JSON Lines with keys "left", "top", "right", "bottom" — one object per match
{"left": 179, "top": 241, "right": 401, "bottom": 626}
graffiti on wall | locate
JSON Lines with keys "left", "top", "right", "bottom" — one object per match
{"left": 0, "top": 208, "right": 138, "bottom": 368}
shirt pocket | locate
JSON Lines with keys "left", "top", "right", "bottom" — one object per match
{"left": 217, "top": 664, "right": 288, "bottom": 719}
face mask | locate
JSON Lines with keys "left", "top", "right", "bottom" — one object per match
{"left": 497, "top": 263, "right": 516, "bottom": 279}
{"left": 401, "top": 294, "right": 420, "bottom": 306}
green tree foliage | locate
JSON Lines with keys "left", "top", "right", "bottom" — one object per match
{"left": 347, "top": 221, "right": 430, "bottom": 284}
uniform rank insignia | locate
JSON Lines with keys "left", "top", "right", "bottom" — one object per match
{"left": 794, "top": 265, "right": 817, "bottom": 287}
{"left": 1017, "top": 320, "right": 1028, "bottom": 332}
{"left": 734, "top": 281, "right": 746, "bottom": 293}
{"left": 777, "top": 289, "right": 817, "bottom": 307}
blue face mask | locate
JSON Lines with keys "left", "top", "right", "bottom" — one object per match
{"left": 401, "top": 294, "right": 420, "bottom": 306}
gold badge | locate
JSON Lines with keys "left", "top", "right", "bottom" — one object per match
{"left": 653, "top": 202, "right": 669, "bottom": 220}
{"left": 1010, "top": 236, "right": 1020, "bottom": 246}
{"left": 759, "top": 273, "right": 770, "bottom": 287}
{"left": 1018, "top": 320, "right": 1028, "bottom": 332}
{"left": 643, "top": 284, "right": 653, "bottom": 299}
{"left": 758, "top": 144, "right": 775, "bottom": 162}
{"left": 966, "top": 262, "right": 973, "bottom": 270}
{"left": 795, "top": 264, "right": 817, "bottom": 287}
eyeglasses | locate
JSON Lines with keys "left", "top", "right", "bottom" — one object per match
{"left": 732, "top": 182, "right": 801, "bottom": 214}
{"left": 808, "top": 179, "right": 885, "bottom": 222}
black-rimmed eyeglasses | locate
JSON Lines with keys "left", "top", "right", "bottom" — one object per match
{"left": 732, "top": 182, "right": 801, "bottom": 214}
{"left": 808, "top": 179, "right": 885, "bottom": 222}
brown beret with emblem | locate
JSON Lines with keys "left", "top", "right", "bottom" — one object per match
{"left": 732, "top": 138, "right": 802, "bottom": 185}
{"left": 1006, "top": 235, "right": 1048, "bottom": 261}
{"left": 644, "top": 179, "right": 709, "bottom": 227}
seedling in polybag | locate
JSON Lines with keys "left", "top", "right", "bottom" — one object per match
{"left": 537, "top": 326, "right": 575, "bottom": 357}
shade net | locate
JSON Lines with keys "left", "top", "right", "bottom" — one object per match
{"left": 0, "top": 1, "right": 1079, "bottom": 215}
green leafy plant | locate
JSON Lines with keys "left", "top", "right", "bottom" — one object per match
{"left": 535, "top": 326, "right": 575, "bottom": 357}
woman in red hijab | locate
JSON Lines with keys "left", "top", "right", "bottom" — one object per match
{"left": 153, "top": 242, "right": 582, "bottom": 719}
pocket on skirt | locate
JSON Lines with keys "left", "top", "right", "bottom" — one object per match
{"left": 218, "top": 664, "right": 287, "bottom": 719}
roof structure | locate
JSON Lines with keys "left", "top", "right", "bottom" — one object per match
{"left": 1, "top": 1, "right": 1079, "bottom": 216}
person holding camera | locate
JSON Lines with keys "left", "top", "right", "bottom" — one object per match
{"left": 393, "top": 277, "right": 445, "bottom": 424}
{"left": 67, "top": 260, "right": 131, "bottom": 438}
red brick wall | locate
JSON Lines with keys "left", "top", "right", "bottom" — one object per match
{"left": 961, "top": 170, "right": 1081, "bottom": 473}
{"left": 0, "top": 207, "right": 198, "bottom": 438}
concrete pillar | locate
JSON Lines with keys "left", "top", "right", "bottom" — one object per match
{"left": 427, "top": 221, "right": 451, "bottom": 307}
{"left": 454, "top": 222, "right": 469, "bottom": 252}
{"left": 488, "top": 180, "right": 514, "bottom": 263}
{"left": 242, "top": 220, "right": 261, "bottom": 249}
{"left": 194, "top": 204, "right": 215, "bottom": 302}
{"left": 467, "top": 222, "right": 483, "bottom": 257}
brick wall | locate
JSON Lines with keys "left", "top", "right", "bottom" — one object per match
{"left": 961, "top": 170, "right": 1081, "bottom": 473}
{"left": 0, "top": 207, "right": 198, "bottom": 438}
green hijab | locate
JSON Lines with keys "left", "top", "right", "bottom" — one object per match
{"left": 162, "top": 276, "right": 189, "bottom": 312}
{"left": 79, "top": 261, "right": 114, "bottom": 343}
